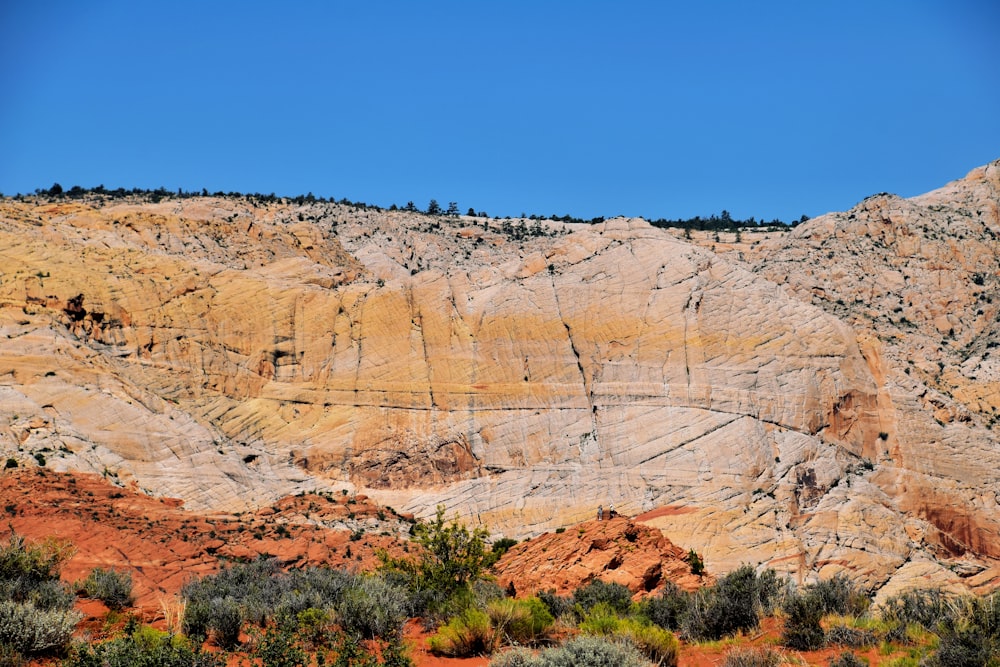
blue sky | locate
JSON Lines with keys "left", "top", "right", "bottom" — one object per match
{"left": 2, "top": 1, "right": 998, "bottom": 221}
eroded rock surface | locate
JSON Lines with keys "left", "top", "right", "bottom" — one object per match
{"left": 1, "top": 163, "right": 999, "bottom": 594}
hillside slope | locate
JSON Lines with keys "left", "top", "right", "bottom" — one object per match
{"left": 2, "top": 164, "right": 998, "bottom": 594}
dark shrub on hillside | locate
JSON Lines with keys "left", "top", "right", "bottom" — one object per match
{"left": 207, "top": 597, "right": 242, "bottom": 650}
{"left": 880, "top": 588, "right": 953, "bottom": 639}
{"left": 781, "top": 590, "right": 825, "bottom": 651}
{"left": 572, "top": 579, "right": 633, "bottom": 615}
{"left": 538, "top": 589, "right": 573, "bottom": 620}
{"left": 928, "top": 629, "right": 992, "bottom": 667}
{"left": 641, "top": 581, "right": 689, "bottom": 631}
{"left": 683, "top": 565, "right": 781, "bottom": 640}
{"left": 80, "top": 567, "right": 133, "bottom": 610}
{"left": 807, "top": 574, "right": 869, "bottom": 616}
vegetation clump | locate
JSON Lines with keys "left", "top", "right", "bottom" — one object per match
{"left": 0, "top": 532, "right": 79, "bottom": 659}
{"left": 78, "top": 567, "right": 133, "bottom": 610}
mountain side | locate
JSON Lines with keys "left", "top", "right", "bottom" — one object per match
{"left": 744, "top": 160, "right": 1000, "bottom": 595}
{"left": 1, "top": 166, "right": 998, "bottom": 594}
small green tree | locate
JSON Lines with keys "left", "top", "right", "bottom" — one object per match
{"left": 382, "top": 505, "right": 491, "bottom": 600}
{"left": 427, "top": 199, "right": 442, "bottom": 215}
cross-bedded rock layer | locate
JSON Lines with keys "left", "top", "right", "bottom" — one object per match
{"left": 2, "top": 162, "right": 999, "bottom": 595}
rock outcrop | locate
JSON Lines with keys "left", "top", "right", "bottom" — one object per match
{"left": 2, "top": 162, "right": 999, "bottom": 595}
{"left": 493, "top": 515, "right": 707, "bottom": 598}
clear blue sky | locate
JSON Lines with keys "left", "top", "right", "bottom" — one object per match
{"left": 2, "top": 1, "right": 998, "bottom": 221}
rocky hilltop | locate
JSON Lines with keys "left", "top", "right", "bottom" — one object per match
{"left": 2, "top": 161, "right": 999, "bottom": 596}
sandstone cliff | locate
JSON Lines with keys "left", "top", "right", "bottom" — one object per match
{"left": 1, "top": 163, "right": 998, "bottom": 595}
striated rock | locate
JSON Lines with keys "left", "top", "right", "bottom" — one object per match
{"left": 746, "top": 160, "right": 1000, "bottom": 575}
{"left": 1, "top": 162, "right": 999, "bottom": 596}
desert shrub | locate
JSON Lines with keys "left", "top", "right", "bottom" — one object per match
{"left": 617, "top": 618, "right": 679, "bottom": 667}
{"left": 0, "top": 643, "right": 22, "bottom": 667}
{"left": 182, "top": 560, "right": 413, "bottom": 642}
{"left": 0, "top": 532, "right": 73, "bottom": 595}
{"left": 641, "top": 581, "right": 690, "bottom": 631}
{"left": 577, "top": 603, "right": 677, "bottom": 666}
{"left": 489, "top": 538, "right": 519, "bottom": 563}
{"left": 428, "top": 607, "right": 493, "bottom": 657}
{"left": 535, "top": 634, "right": 650, "bottom": 667}
{"left": 879, "top": 588, "right": 952, "bottom": 637}
{"left": 807, "top": 574, "right": 869, "bottom": 616}
{"left": 683, "top": 565, "right": 779, "bottom": 640}
{"left": 578, "top": 602, "right": 621, "bottom": 636}
{"left": 253, "top": 624, "right": 306, "bottom": 667}
{"left": 0, "top": 577, "right": 74, "bottom": 611}
{"left": 0, "top": 600, "right": 81, "bottom": 655}
{"left": 781, "top": 590, "right": 825, "bottom": 651}
{"left": 392, "top": 505, "right": 492, "bottom": 597}
{"left": 825, "top": 623, "right": 877, "bottom": 648}
{"left": 335, "top": 574, "right": 410, "bottom": 640}
{"left": 923, "top": 593, "right": 1000, "bottom": 667}
{"left": 206, "top": 597, "right": 242, "bottom": 649}
{"left": 65, "top": 625, "right": 222, "bottom": 667}
{"left": 489, "top": 646, "right": 538, "bottom": 667}
{"left": 538, "top": 589, "right": 573, "bottom": 620}
{"left": 487, "top": 597, "right": 554, "bottom": 646}
{"left": 722, "top": 646, "right": 783, "bottom": 667}
{"left": 928, "top": 628, "right": 992, "bottom": 667}
{"left": 572, "top": 579, "right": 633, "bottom": 615}
{"left": 181, "top": 599, "right": 211, "bottom": 644}
{"left": 829, "top": 651, "right": 867, "bottom": 667}
{"left": 80, "top": 567, "right": 133, "bottom": 610}
{"left": 294, "top": 607, "right": 331, "bottom": 649}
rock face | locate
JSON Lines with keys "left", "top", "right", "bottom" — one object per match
{"left": 1, "top": 163, "right": 999, "bottom": 595}
{"left": 492, "top": 515, "right": 707, "bottom": 598}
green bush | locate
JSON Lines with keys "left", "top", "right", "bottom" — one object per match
{"left": 807, "top": 574, "right": 870, "bottom": 616}
{"left": 572, "top": 579, "right": 633, "bottom": 615}
{"left": 538, "top": 589, "right": 573, "bottom": 620}
{"left": 577, "top": 603, "right": 677, "bottom": 666}
{"left": 828, "top": 651, "right": 867, "bottom": 667}
{"left": 180, "top": 599, "right": 211, "bottom": 644}
{"left": 923, "top": 592, "right": 1000, "bottom": 667}
{"left": 65, "top": 625, "right": 222, "bottom": 667}
{"left": 294, "top": 607, "right": 331, "bottom": 650}
{"left": 723, "top": 646, "right": 782, "bottom": 667}
{"left": 487, "top": 597, "right": 553, "bottom": 646}
{"left": 929, "top": 628, "right": 992, "bottom": 667}
{"left": 578, "top": 603, "right": 621, "bottom": 636}
{"left": 253, "top": 624, "right": 306, "bottom": 667}
{"left": 781, "top": 590, "right": 825, "bottom": 651}
{"left": 0, "top": 600, "right": 81, "bottom": 655}
{"left": 428, "top": 607, "right": 493, "bottom": 657}
{"left": 617, "top": 618, "right": 678, "bottom": 667}
{"left": 80, "top": 567, "right": 133, "bottom": 610}
{"left": 879, "top": 588, "right": 952, "bottom": 638}
{"left": 0, "top": 533, "right": 73, "bottom": 590}
{"left": 336, "top": 574, "right": 410, "bottom": 640}
{"left": 641, "top": 581, "right": 689, "bottom": 631}
{"left": 0, "top": 532, "right": 78, "bottom": 658}
{"left": 207, "top": 597, "right": 242, "bottom": 649}
{"left": 683, "top": 565, "right": 780, "bottom": 640}
{"left": 382, "top": 505, "right": 492, "bottom": 602}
